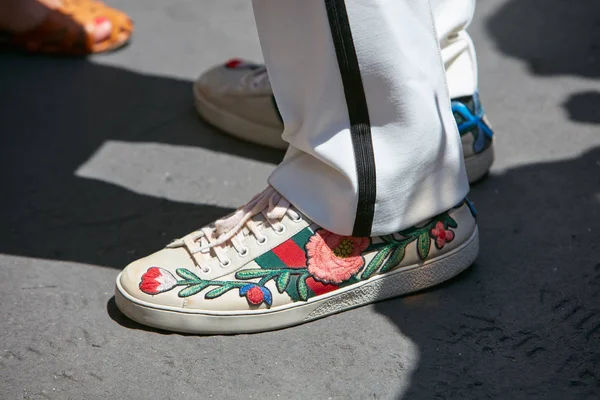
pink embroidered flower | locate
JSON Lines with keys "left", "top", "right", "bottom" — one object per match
{"left": 139, "top": 267, "right": 178, "bottom": 295}
{"left": 430, "top": 222, "right": 455, "bottom": 249}
{"left": 306, "top": 230, "right": 370, "bottom": 284}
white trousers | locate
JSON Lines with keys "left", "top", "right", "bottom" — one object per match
{"left": 252, "top": 0, "right": 475, "bottom": 236}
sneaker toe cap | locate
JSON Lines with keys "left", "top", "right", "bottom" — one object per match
{"left": 118, "top": 247, "right": 198, "bottom": 308}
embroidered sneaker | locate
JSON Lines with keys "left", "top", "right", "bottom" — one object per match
{"left": 194, "top": 59, "right": 495, "bottom": 183}
{"left": 115, "top": 187, "right": 479, "bottom": 334}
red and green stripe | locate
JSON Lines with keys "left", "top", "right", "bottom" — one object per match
{"left": 255, "top": 227, "right": 314, "bottom": 269}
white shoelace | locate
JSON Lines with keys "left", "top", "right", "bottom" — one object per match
{"left": 169, "top": 187, "right": 300, "bottom": 272}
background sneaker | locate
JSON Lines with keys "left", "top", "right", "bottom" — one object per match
{"left": 452, "top": 92, "right": 495, "bottom": 182}
{"left": 194, "top": 59, "right": 495, "bottom": 183}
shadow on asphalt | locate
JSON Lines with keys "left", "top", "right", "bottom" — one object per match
{"left": 486, "top": 0, "right": 600, "bottom": 127}
{"left": 563, "top": 91, "right": 600, "bottom": 125}
{"left": 486, "top": 0, "right": 600, "bottom": 79}
{"left": 377, "top": 10, "right": 600, "bottom": 397}
{"left": 0, "top": 55, "right": 282, "bottom": 269}
{"left": 374, "top": 148, "right": 600, "bottom": 399}
{"left": 106, "top": 296, "right": 195, "bottom": 336}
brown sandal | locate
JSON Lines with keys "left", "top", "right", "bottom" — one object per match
{"left": 1, "top": 0, "right": 133, "bottom": 55}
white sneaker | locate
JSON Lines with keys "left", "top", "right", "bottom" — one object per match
{"left": 115, "top": 186, "right": 479, "bottom": 334}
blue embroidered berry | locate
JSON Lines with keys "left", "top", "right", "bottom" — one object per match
{"left": 239, "top": 284, "right": 272, "bottom": 306}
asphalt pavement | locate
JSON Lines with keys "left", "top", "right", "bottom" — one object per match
{"left": 1, "top": 0, "right": 599, "bottom": 399}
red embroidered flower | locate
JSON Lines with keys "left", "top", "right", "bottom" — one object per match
{"left": 139, "top": 267, "right": 177, "bottom": 295}
{"left": 430, "top": 221, "right": 455, "bottom": 249}
{"left": 306, "top": 230, "right": 370, "bottom": 284}
{"left": 305, "top": 277, "right": 339, "bottom": 296}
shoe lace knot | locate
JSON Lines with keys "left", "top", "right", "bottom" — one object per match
{"left": 168, "top": 187, "right": 300, "bottom": 271}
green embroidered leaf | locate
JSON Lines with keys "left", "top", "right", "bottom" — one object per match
{"left": 417, "top": 232, "right": 431, "bottom": 260}
{"left": 381, "top": 234, "right": 395, "bottom": 243}
{"left": 381, "top": 244, "right": 406, "bottom": 273}
{"left": 399, "top": 226, "right": 419, "bottom": 237}
{"left": 297, "top": 276, "right": 309, "bottom": 301}
{"left": 178, "top": 283, "right": 208, "bottom": 298}
{"left": 259, "top": 272, "right": 279, "bottom": 286}
{"left": 343, "top": 276, "right": 361, "bottom": 287}
{"left": 204, "top": 285, "right": 235, "bottom": 299}
{"left": 284, "top": 275, "right": 301, "bottom": 302}
{"left": 365, "top": 242, "right": 388, "bottom": 252}
{"left": 276, "top": 271, "right": 291, "bottom": 293}
{"left": 176, "top": 268, "right": 201, "bottom": 282}
{"left": 444, "top": 214, "right": 458, "bottom": 228}
{"left": 235, "top": 269, "right": 272, "bottom": 280}
{"left": 362, "top": 246, "right": 392, "bottom": 280}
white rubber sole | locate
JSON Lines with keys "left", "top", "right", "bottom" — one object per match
{"left": 193, "top": 84, "right": 287, "bottom": 150}
{"left": 465, "top": 141, "right": 495, "bottom": 183}
{"left": 115, "top": 227, "right": 479, "bottom": 335}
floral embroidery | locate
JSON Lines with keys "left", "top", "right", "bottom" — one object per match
{"left": 139, "top": 267, "right": 177, "bottom": 295}
{"left": 430, "top": 221, "right": 455, "bottom": 249}
{"left": 138, "top": 205, "right": 465, "bottom": 305}
{"left": 306, "top": 230, "right": 369, "bottom": 284}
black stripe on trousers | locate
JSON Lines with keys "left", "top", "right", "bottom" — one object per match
{"left": 324, "top": 0, "right": 377, "bottom": 237}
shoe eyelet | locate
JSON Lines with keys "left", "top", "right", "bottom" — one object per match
{"left": 291, "top": 215, "right": 302, "bottom": 223}
{"left": 220, "top": 259, "right": 232, "bottom": 268}
{"left": 257, "top": 236, "right": 268, "bottom": 246}
{"left": 201, "top": 267, "right": 211, "bottom": 274}
{"left": 274, "top": 224, "right": 286, "bottom": 235}
{"left": 238, "top": 247, "right": 249, "bottom": 257}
